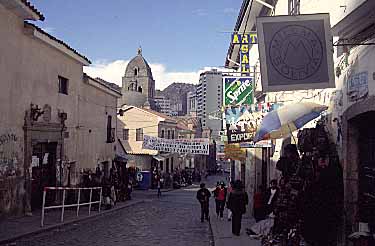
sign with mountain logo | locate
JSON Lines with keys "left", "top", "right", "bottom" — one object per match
{"left": 223, "top": 77, "right": 254, "bottom": 106}
{"left": 256, "top": 14, "right": 335, "bottom": 92}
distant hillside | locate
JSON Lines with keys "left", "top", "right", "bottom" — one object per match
{"left": 159, "top": 82, "right": 196, "bottom": 116}
{"left": 161, "top": 82, "right": 196, "bottom": 100}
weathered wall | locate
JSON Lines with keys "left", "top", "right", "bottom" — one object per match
{"left": 77, "top": 78, "right": 119, "bottom": 173}
{"left": 0, "top": 4, "right": 83, "bottom": 214}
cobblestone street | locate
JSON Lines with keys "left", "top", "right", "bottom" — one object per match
{"left": 10, "top": 186, "right": 212, "bottom": 246}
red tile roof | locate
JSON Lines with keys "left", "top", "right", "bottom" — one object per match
{"left": 25, "top": 22, "right": 91, "bottom": 64}
{"left": 21, "top": 0, "right": 45, "bottom": 20}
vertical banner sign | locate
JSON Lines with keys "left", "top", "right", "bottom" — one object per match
{"left": 223, "top": 77, "right": 254, "bottom": 106}
{"left": 231, "top": 33, "right": 257, "bottom": 75}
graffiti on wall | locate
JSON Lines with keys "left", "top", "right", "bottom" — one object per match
{"left": 0, "top": 133, "right": 20, "bottom": 177}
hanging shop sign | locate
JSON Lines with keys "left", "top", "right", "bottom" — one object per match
{"left": 239, "top": 140, "right": 272, "bottom": 148}
{"left": 225, "top": 105, "right": 258, "bottom": 144}
{"left": 224, "top": 143, "right": 246, "bottom": 161}
{"left": 347, "top": 71, "right": 368, "bottom": 102}
{"left": 142, "top": 135, "right": 209, "bottom": 155}
{"left": 231, "top": 33, "right": 257, "bottom": 75}
{"left": 223, "top": 77, "right": 254, "bottom": 106}
{"left": 256, "top": 13, "right": 335, "bottom": 92}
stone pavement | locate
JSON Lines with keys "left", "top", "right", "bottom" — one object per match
{"left": 209, "top": 206, "right": 261, "bottom": 246}
{"left": 0, "top": 199, "right": 143, "bottom": 245}
{"left": 1, "top": 185, "right": 211, "bottom": 246}
{"left": 207, "top": 176, "right": 261, "bottom": 246}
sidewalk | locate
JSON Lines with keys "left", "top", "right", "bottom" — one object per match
{"left": 0, "top": 199, "right": 143, "bottom": 245}
{"left": 209, "top": 200, "right": 261, "bottom": 246}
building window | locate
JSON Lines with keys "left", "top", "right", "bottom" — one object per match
{"left": 58, "top": 76, "right": 69, "bottom": 95}
{"left": 171, "top": 157, "right": 174, "bottom": 172}
{"left": 161, "top": 129, "right": 165, "bottom": 138}
{"left": 136, "top": 128, "right": 143, "bottom": 141}
{"left": 172, "top": 130, "right": 175, "bottom": 139}
{"left": 167, "top": 130, "right": 171, "bottom": 139}
{"left": 134, "top": 67, "right": 138, "bottom": 76}
{"left": 106, "top": 116, "right": 115, "bottom": 143}
{"left": 123, "top": 129, "right": 129, "bottom": 140}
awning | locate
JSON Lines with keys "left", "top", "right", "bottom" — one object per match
{"left": 153, "top": 155, "right": 165, "bottom": 162}
{"left": 114, "top": 154, "right": 128, "bottom": 163}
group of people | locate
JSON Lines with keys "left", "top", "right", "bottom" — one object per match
{"left": 81, "top": 165, "right": 133, "bottom": 210}
{"left": 247, "top": 141, "right": 344, "bottom": 246}
{"left": 196, "top": 179, "right": 249, "bottom": 236}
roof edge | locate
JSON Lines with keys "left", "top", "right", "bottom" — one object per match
{"left": 24, "top": 22, "right": 91, "bottom": 65}
{"left": 21, "top": 0, "right": 44, "bottom": 20}
{"left": 83, "top": 74, "right": 122, "bottom": 97}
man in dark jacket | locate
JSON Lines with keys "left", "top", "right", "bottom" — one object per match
{"left": 197, "top": 183, "right": 211, "bottom": 222}
{"left": 227, "top": 180, "right": 248, "bottom": 236}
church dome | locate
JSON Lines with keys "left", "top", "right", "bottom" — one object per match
{"left": 124, "top": 47, "right": 153, "bottom": 79}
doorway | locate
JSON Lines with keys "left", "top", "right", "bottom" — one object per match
{"left": 31, "top": 142, "right": 57, "bottom": 210}
{"left": 357, "top": 112, "right": 375, "bottom": 230}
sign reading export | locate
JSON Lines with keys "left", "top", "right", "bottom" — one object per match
{"left": 223, "top": 77, "right": 254, "bottom": 106}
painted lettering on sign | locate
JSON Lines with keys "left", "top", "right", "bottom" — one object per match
{"left": 224, "top": 77, "right": 254, "bottom": 106}
{"left": 231, "top": 34, "right": 258, "bottom": 44}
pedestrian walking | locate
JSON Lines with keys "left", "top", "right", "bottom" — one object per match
{"left": 212, "top": 182, "right": 221, "bottom": 217}
{"left": 215, "top": 182, "right": 227, "bottom": 219}
{"left": 157, "top": 179, "right": 162, "bottom": 197}
{"left": 227, "top": 180, "right": 248, "bottom": 236}
{"left": 227, "top": 181, "right": 234, "bottom": 221}
{"left": 196, "top": 183, "right": 211, "bottom": 222}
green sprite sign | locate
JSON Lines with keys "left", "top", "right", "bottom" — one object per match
{"left": 223, "top": 77, "right": 254, "bottom": 106}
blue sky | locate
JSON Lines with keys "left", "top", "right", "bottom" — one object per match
{"left": 31, "top": 1, "right": 242, "bottom": 88}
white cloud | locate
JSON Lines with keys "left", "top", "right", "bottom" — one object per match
{"left": 84, "top": 60, "right": 203, "bottom": 90}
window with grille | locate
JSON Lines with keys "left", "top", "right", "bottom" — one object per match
{"left": 123, "top": 129, "right": 129, "bottom": 140}
{"left": 136, "top": 128, "right": 143, "bottom": 141}
{"left": 58, "top": 76, "right": 69, "bottom": 95}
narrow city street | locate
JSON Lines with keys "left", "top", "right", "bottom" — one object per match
{"left": 9, "top": 184, "right": 213, "bottom": 246}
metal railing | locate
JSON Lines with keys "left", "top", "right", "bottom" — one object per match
{"left": 41, "top": 186, "right": 102, "bottom": 227}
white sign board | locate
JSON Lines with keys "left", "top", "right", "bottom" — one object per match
{"left": 143, "top": 135, "right": 209, "bottom": 155}
{"left": 257, "top": 13, "right": 335, "bottom": 92}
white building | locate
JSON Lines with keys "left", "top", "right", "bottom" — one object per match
{"left": 197, "top": 69, "right": 223, "bottom": 141}
{"left": 187, "top": 90, "right": 197, "bottom": 117}
{"left": 227, "top": 0, "right": 375, "bottom": 245}
{"left": 154, "top": 95, "right": 172, "bottom": 116}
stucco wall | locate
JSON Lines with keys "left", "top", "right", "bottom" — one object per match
{"left": 0, "top": 4, "right": 121, "bottom": 214}
{"left": 77, "top": 78, "right": 118, "bottom": 171}
{"left": 0, "top": 4, "right": 82, "bottom": 178}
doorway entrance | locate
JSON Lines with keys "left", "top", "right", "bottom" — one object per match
{"left": 357, "top": 112, "right": 375, "bottom": 230}
{"left": 31, "top": 142, "right": 57, "bottom": 210}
